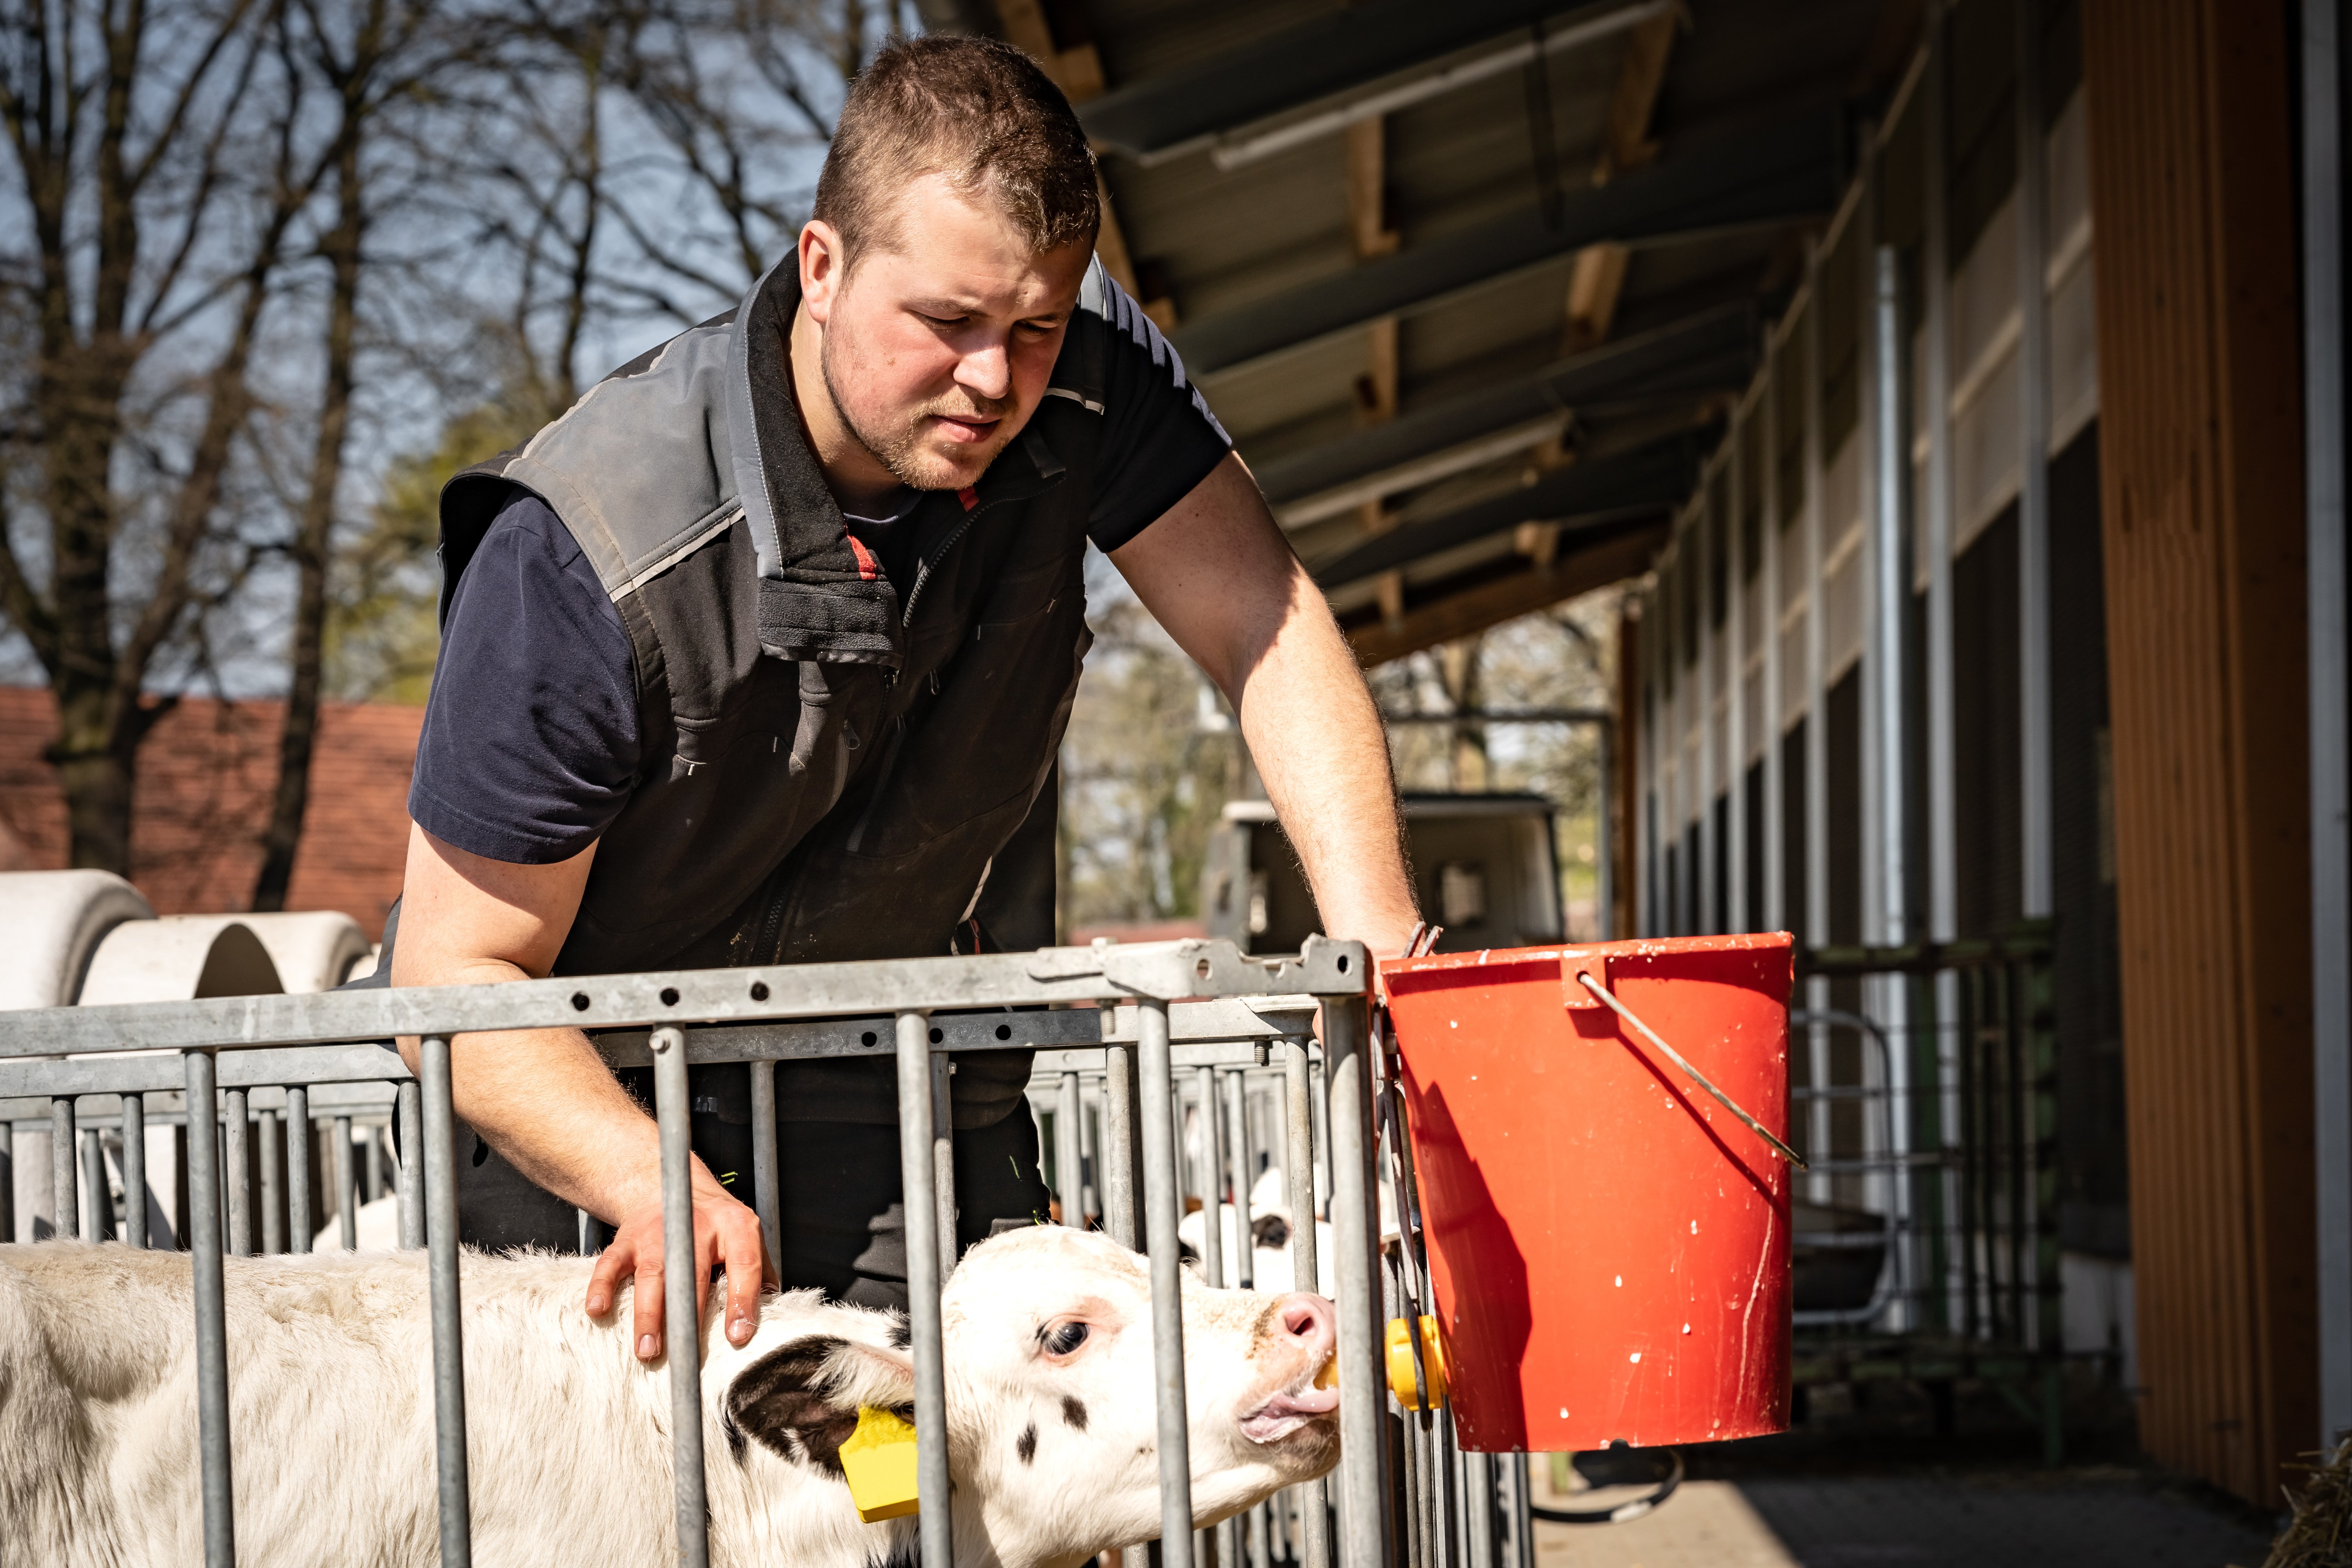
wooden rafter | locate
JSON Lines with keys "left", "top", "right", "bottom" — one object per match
{"left": 1343, "top": 528, "right": 1662, "bottom": 668}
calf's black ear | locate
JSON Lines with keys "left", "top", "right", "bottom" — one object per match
{"left": 724, "top": 1334, "right": 916, "bottom": 1474}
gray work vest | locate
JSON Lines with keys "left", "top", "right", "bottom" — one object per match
{"left": 437, "top": 257, "right": 1127, "bottom": 1122}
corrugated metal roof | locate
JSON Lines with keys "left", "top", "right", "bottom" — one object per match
{"left": 985, "top": 0, "right": 1914, "bottom": 661}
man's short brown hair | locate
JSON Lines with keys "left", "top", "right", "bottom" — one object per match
{"left": 814, "top": 36, "right": 1101, "bottom": 269}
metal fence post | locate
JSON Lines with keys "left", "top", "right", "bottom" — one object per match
{"left": 285, "top": 1088, "right": 309, "bottom": 1254}
{"left": 397, "top": 1082, "right": 424, "bottom": 1250}
{"left": 50, "top": 1095, "right": 75, "bottom": 1240}
{"left": 1137, "top": 997, "right": 1195, "bottom": 1568}
{"left": 932, "top": 1045, "right": 958, "bottom": 1281}
{"left": 224, "top": 1090, "right": 250, "bottom": 1256}
{"left": 1104, "top": 1025, "right": 1141, "bottom": 1249}
{"left": 123, "top": 1094, "right": 147, "bottom": 1249}
{"left": 333, "top": 1116, "right": 357, "bottom": 1251}
{"left": 1057, "top": 1070, "right": 1085, "bottom": 1227}
{"left": 420, "top": 1036, "right": 473, "bottom": 1568}
{"left": 652, "top": 1026, "right": 710, "bottom": 1568}
{"left": 1323, "top": 996, "right": 1385, "bottom": 1568}
{"left": 184, "top": 1050, "right": 234, "bottom": 1568}
{"left": 81, "top": 1126, "right": 108, "bottom": 1240}
{"left": 1196, "top": 1064, "right": 1225, "bottom": 1288}
{"left": 748, "top": 1057, "right": 781, "bottom": 1269}
{"left": 258, "top": 1107, "right": 283, "bottom": 1254}
{"left": 1282, "top": 1033, "right": 1330, "bottom": 1568}
{"left": 896, "top": 1009, "right": 953, "bottom": 1568}
{"left": 1223, "top": 1069, "right": 1254, "bottom": 1290}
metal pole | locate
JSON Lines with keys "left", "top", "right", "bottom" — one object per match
{"left": 896, "top": 1009, "right": 953, "bottom": 1568}
{"left": 1196, "top": 1064, "right": 1225, "bottom": 1286}
{"left": 749, "top": 1058, "right": 781, "bottom": 1269}
{"left": 1057, "top": 1070, "right": 1085, "bottom": 1227}
{"left": 1921, "top": 2, "right": 1957, "bottom": 953}
{"left": 50, "top": 1095, "right": 75, "bottom": 1240}
{"left": 1596, "top": 717, "right": 1614, "bottom": 940}
{"left": 258, "top": 1107, "right": 283, "bottom": 1254}
{"left": 1509, "top": 1456, "right": 1534, "bottom": 1568}
{"left": 1104, "top": 1030, "right": 1141, "bottom": 1249}
{"left": 2016, "top": 0, "right": 2054, "bottom": 922}
{"left": 1137, "top": 998, "right": 1196, "bottom": 1568}
{"left": 1762, "top": 322, "right": 1787, "bottom": 935}
{"left": 933, "top": 1047, "right": 958, "bottom": 1281}
{"left": 285, "top": 1088, "right": 309, "bottom": 1254}
{"left": 1283, "top": 1040, "right": 1320, "bottom": 1299}
{"left": 421, "top": 1036, "right": 474, "bottom": 1568}
{"left": 1224, "top": 1069, "right": 1255, "bottom": 1289}
{"left": 1696, "top": 477, "right": 1719, "bottom": 935}
{"left": 652, "top": 1026, "right": 710, "bottom": 1568}
{"left": 1323, "top": 996, "right": 1385, "bottom": 1568}
{"left": 0, "top": 1120, "right": 12, "bottom": 1243}
{"left": 80, "top": 1127, "right": 106, "bottom": 1240}
{"left": 334, "top": 1116, "right": 358, "bottom": 1251}
{"left": 122, "top": 1093, "right": 146, "bottom": 1249}
{"left": 224, "top": 1089, "right": 250, "bottom": 1257}
{"left": 397, "top": 1082, "right": 424, "bottom": 1250}
{"left": 2307, "top": 0, "right": 2352, "bottom": 1450}
{"left": 185, "top": 1051, "right": 234, "bottom": 1568}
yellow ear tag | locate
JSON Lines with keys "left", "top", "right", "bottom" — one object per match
{"left": 1385, "top": 1315, "right": 1450, "bottom": 1410}
{"left": 839, "top": 1405, "right": 922, "bottom": 1523}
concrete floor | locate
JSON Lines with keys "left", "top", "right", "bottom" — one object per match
{"left": 1529, "top": 1468, "right": 2279, "bottom": 1568}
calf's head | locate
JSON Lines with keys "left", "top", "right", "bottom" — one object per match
{"left": 716, "top": 1225, "right": 1338, "bottom": 1568}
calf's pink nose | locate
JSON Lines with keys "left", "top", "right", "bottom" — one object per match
{"left": 1276, "top": 1292, "right": 1335, "bottom": 1355}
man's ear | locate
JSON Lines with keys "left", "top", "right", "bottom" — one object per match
{"left": 724, "top": 1334, "right": 916, "bottom": 1474}
{"left": 800, "top": 220, "right": 848, "bottom": 324}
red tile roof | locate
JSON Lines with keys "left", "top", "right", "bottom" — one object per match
{"left": 0, "top": 686, "right": 420, "bottom": 940}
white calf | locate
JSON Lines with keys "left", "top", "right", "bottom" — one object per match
{"left": 0, "top": 1224, "right": 1338, "bottom": 1568}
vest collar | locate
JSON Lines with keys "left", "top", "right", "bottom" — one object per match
{"left": 728, "top": 255, "right": 905, "bottom": 666}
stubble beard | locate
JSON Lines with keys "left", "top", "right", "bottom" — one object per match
{"left": 820, "top": 323, "right": 1017, "bottom": 492}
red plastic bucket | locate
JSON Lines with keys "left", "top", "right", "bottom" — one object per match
{"left": 1381, "top": 933, "right": 1795, "bottom": 1452}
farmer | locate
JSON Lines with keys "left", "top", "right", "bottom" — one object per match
{"left": 381, "top": 35, "right": 1417, "bottom": 1364}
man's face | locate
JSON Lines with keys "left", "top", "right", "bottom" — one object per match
{"left": 802, "top": 173, "right": 1093, "bottom": 494}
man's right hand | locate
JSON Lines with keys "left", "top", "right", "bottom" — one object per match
{"left": 587, "top": 1157, "right": 775, "bottom": 1360}
{"left": 390, "top": 822, "right": 776, "bottom": 1359}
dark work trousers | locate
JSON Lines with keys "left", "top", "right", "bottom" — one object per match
{"left": 347, "top": 900, "right": 1052, "bottom": 1310}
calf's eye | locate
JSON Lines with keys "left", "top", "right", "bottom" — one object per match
{"left": 1044, "top": 1321, "right": 1089, "bottom": 1357}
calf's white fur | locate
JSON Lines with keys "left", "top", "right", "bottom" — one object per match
{"left": 0, "top": 1224, "right": 1339, "bottom": 1568}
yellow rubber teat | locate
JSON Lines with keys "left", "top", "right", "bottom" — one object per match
{"left": 1314, "top": 1354, "right": 1339, "bottom": 1390}
{"left": 1385, "top": 1315, "right": 1449, "bottom": 1410}
{"left": 838, "top": 1405, "right": 921, "bottom": 1522}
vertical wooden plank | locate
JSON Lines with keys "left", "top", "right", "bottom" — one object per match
{"left": 2078, "top": 0, "right": 2316, "bottom": 1504}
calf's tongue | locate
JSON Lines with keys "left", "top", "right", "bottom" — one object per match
{"left": 1240, "top": 1354, "right": 1341, "bottom": 1443}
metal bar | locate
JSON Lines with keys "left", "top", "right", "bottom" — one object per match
{"left": 652, "top": 1026, "right": 710, "bottom": 1568}
{"left": 933, "top": 1047, "right": 958, "bottom": 1281}
{"left": 367, "top": 1122, "right": 385, "bottom": 1205}
{"left": 0, "top": 1120, "right": 11, "bottom": 1243}
{"left": 1596, "top": 717, "right": 1615, "bottom": 939}
{"left": 749, "top": 1058, "right": 781, "bottom": 1269}
{"left": 897, "top": 1009, "right": 953, "bottom": 1568}
{"left": 1104, "top": 1030, "right": 1141, "bottom": 1249}
{"left": 224, "top": 1089, "right": 250, "bottom": 1257}
{"left": 421, "top": 1036, "right": 474, "bottom": 1568}
{"left": 1921, "top": 2, "right": 1958, "bottom": 949}
{"left": 1871, "top": 240, "right": 1907, "bottom": 949}
{"left": 50, "top": 1095, "right": 75, "bottom": 1240}
{"left": 1697, "top": 468, "right": 1718, "bottom": 935}
{"left": 1138, "top": 998, "right": 1196, "bottom": 1568}
{"left": 1224, "top": 1068, "right": 1255, "bottom": 1289}
{"left": 397, "top": 1082, "right": 423, "bottom": 1250}
{"left": 2307, "top": 0, "right": 2352, "bottom": 1449}
{"left": 1057, "top": 1070, "right": 1085, "bottom": 1226}
{"left": 2016, "top": 0, "right": 2054, "bottom": 921}
{"left": 258, "top": 1107, "right": 283, "bottom": 1254}
{"left": 81, "top": 1126, "right": 107, "bottom": 1240}
{"left": 185, "top": 1051, "right": 235, "bottom": 1568}
{"left": 1197, "top": 1064, "right": 1225, "bottom": 1286}
{"left": 334, "top": 1115, "right": 358, "bottom": 1251}
{"left": 285, "top": 1089, "right": 309, "bottom": 1254}
{"left": 1726, "top": 398, "right": 1748, "bottom": 936}
{"left": 1323, "top": 996, "right": 1385, "bottom": 1568}
{"left": 122, "top": 1094, "right": 145, "bottom": 1249}
{"left": 1283, "top": 1039, "right": 1321, "bottom": 1298}
{"left": 1761, "top": 320, "right": 1786, "bottom": 935}
{"left": 0, "top": 939, "right": 1362, "bottom": 1058}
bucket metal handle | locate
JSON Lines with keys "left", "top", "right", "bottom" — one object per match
{"left": 1570, "top": 971, "right": 1808, "bottom": 1171}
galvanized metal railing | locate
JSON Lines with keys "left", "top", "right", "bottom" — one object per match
{"left": 0, "top": 937, "right": 1424, "bottom": 1568}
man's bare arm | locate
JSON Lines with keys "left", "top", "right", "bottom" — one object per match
{"left": 1109, "top": 451, "right": 1420, "bottom": 957}
{"left": 389, "top": 822, "right": 769, "bottom": 1357}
